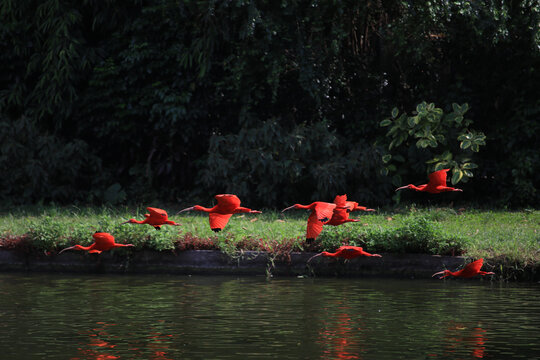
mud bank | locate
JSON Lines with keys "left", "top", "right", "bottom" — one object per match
{"left": 5, "top": 249, "right": 534, "bottom": 280}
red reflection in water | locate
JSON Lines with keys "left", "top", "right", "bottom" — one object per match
{"left": 71, "top": 321, "right": 176, "bottom": 360}
{"left": 442, "top": 322, "right": 487, "bottom": 359}
{"left": 318, "top": 311, "right": 364, "bottom": 359}
{"left": 147, "top": 331, "right": 175, "bottom": 360}
{"left": 72, "top": 322, "right": 119, "bottom": 360}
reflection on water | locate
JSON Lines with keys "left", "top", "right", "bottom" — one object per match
{"left": 0, "top": 273, "right": 539, "bottom": 359}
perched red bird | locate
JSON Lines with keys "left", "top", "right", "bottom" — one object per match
{"left": 178, "top": 194, "right": 261, "bottom": 232}
{"left": 282, "top": 201, "right": 336, "bottom": 243}
{"left": 121, "top": 207, "right": 180, "bottom": 230}
{"left": 432, "top": 258, "right": 495, "bottom": 279}
{"left": 326, "top": 195, "right": 375, "bottom": 226}
{"left": 396, "top": 169, "right": 463, "bottom": 193}
{"left": 308, "top": 245, "right": 382, "bottom": 262}
{"left": 59, "top": 232, "right": 134, "bottom": 254}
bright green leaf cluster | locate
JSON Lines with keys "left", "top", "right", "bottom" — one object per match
{"left": 381, "top": 101, "right": 486, "bottom": 185}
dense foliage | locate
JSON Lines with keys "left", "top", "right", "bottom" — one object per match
{"left": 1, "top": 1, "right": 538, "bottom": 207}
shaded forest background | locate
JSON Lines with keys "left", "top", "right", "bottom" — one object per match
{"left": 0, "top": 0, "right": 538, "bottom": 208}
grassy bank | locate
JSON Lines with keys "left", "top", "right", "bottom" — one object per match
{"left": 0, "top": 206, "right": 538, "bottom": 271}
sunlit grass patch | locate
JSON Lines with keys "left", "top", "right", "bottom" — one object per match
{"left": 0, "top": 206, "right": 538, "bottom": 269}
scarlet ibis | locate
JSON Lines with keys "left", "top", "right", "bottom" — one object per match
{"left": 121, "top": 207, "right": 180, "bottom": 230}
{"left": 282, "top": 201, "right": 337, "bottom": 243}
{"left": 178, "top": 194, "right": 261, "bottom": 232}
{"left": 308, "top": 245, "right": 382, "bottom": 262}
{"left": 396, "top": 169, "right": 463, "bottom": 193}
{"left": 59, "top": 232, "right": 134, "bottom": 254}
{"left": 432, "top": 258, "right": 495, "bottom": 279}
{"left": 326, "top": 194, "right": 375, "bottom": 226}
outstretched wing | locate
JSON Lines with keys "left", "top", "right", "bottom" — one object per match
{"left": 428, "top": 169, "right": 450, "bottom": 187}
{"left": 461, "top": 258, "right": 484, "bottom": 276}
{"left": 344, "top": 201, "right": 358, "bottom": 212}
{"left": 147, "top": 207, "right": 168, "bottom": 219}
{"left": 215, "top": 194, "right": 241, "bottom": 212}
{"left": 333, "top": 194, "right": 348, "bottom": 207}
{"left": 314, "top": 202, "right": 337, "bottom": 223}
{"left": 306, "top": 212, "right": 324, "bottom": 239}
{"left": 327, "top": 208, "right": 350, "bottom": 225}
{"left": 209, "top": 213, "right": 233, "bottom": 231}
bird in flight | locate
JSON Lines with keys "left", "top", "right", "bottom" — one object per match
{"left": 326, "top": 194, "right": 375, "bottom": 226}
{"left": 282, "top": 201, "right": 336, "bottom": 243}
{"left": 59, "top": 232, "right": 134, "bottom": 254}
{"left": 122, "top": 207, "right": 181, "bottom": 230}
{"left": 307, "top": 245, "right": 382, "bottom": 262}
{"left": 178, "top": 194, "right": 261, "bottom": 232}
{"left": 396, "top": 169, "right": 463, "bottom": 193}
{"left": 432, "top": 258, "right": 495, "bottom": 279}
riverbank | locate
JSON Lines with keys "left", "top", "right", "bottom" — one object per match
{"left": 0, "top": 249, "right": 538, "bottom": 281}
{"left": 0, "top": 206, "right": 538, "bottom": 280}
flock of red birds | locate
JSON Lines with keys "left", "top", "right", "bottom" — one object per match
{"left": 58, "top": 169, "right": 494, "bottom": 279}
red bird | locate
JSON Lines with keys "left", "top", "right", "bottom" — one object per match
{"left": 59, "top": 232, "right": 134, "bottom": 254}
{"left": 282, "top": 201, "right": 336, "bottom": 243}
{"left": 308, "top": 245, "right": 382, "bottom": 262}
{"left": 178, "top": 194, "right": 261, "bottom": 232}
{"left": 121, "top": 207, "right": 180, "bottom": 230}
{"left": 432, "top": 258, "right": 495, "bottom": 279}
{"left": 326, "top": 195, "right": 375, "bottom": 226}
{"left": 396, "top": 169, "right": 463, "bottom": 193}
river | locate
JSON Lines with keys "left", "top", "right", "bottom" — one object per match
{"left": 0, "top": 273, "right": 539, "bottom": 359}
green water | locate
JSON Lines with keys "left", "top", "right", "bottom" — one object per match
{"left": 0, "top": 273, "right": 539, "bottom": 359}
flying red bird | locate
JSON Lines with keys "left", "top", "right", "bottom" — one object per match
{"left": 396, "top": 169, "right": 463, "bottom": 193}
{"left": 121, "top": 207, "right": 180, "bottom": 230}
{"left": 308, "top": 245, "right": 382, "bottom": 262}
{"left": 432, "top": 258, "right": 495, "bottom": 279}
{"left": 178, "top": 194, "right": 261, "bottom": 232}
{"left": 326, "top": 195, "right": 375, "bottom": 226}
{"left": 282, "top": 201, "right": 336, "bottom": 243}
{"left": 59, "top": 232, "right": 134, "bottom": 254}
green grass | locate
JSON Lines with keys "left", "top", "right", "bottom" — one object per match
{"left": 0, "top": 206, "right": 538, "bottom": 269}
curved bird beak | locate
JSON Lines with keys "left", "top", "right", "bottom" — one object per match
{"left": 307, "top": 253, "right": 323, "bottom": 263}
{"left": 58, "top": 246, "right": 76, "bottom": 254}
{"left": 120, "top": 220, "right": 131, "bottom": 225}
{"left": 250, "top": 210, "right": 262, "bottom": 214}
{"left": 176, "top": 207, "right": 194, "bottom": 215}
{"left": 281, "top": 205, "right": 296, "bottom": 212}
{"left": 395, "top": 186, "right": 409, "bottom": 192}
{"left": 431, "top": 270, "right": 446, "bottom": 278}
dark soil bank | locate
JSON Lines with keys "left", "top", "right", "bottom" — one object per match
{"left": 1, "top": 249, "right": 538, "bottom": 281}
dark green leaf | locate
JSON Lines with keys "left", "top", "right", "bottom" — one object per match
{"left": 380, "top": 119, "right": 392, "bottom": 127}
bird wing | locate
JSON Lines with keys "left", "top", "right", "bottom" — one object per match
{"left": 306, "top": 212, "right": 324, "bottom": 239}
{"left": 345, "top": 201, "right": 358, "bottom": 212}
{"left": 327, "top": 208, "right": 350, "bottom": 225}
{"left": 215, "top": 194, "right": 241, "bottom": 212}
{"left": 147, "top": 207, "right": 168, "bottom": 218}
{"left": 305, "top": 202, "right": 336, "bottom": 239}
{"left": 314, "top": 202, "right": 337, "bottom": 223}
{"left": 209, "top": 213, "right": 233, "bottom": 231}
{"left": 331, "top": 246, "right": 360, "bottom": 259}
{"left": 333, "top": 194, "right": 348, "bottom": 207}
{"left": 92, "top": 232, "right": 115, "bottom": 251}
{"left": 428, "top": 169, "right": 450, "bottom": 187}
{"left": 460, "top": 258, "right": 484, "bottom": 276}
